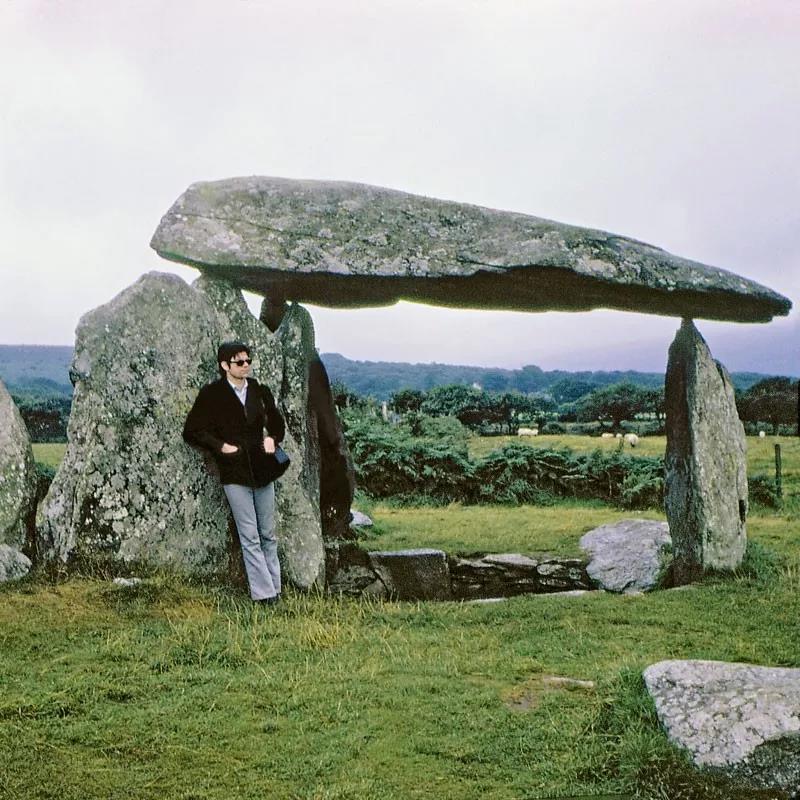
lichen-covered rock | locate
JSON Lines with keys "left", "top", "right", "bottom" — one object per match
{"left": 644, "top": 659, "right": 800, "bottom": 791}
{"left": 349, "top": 509, "right": 373, "bottom": 528}
{"left": 0, "top": 543, "right": 32, "bottom": 583}
{"left": 36, "top": 272, "right": 325, "bottom": 588}
{"left": 665, "top": 321, "right": 748, "bottom": 583}
{"left": 36, "top": 272, "right": 230, "bottom": 574}
{"left": 0, "top": 377, "right": 37, "bottom": 554}
{"left": 196, "top": 278, "right": 325, "bottom": 589}
{"left": 580, "top": 519, "right": 672, "bottom": 593}
{"left": 151, "top": 177, "right": 791, "bottom": 323}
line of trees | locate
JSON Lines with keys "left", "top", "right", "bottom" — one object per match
{"left": 334, "top": 375, "right": 798, "bottom": 436}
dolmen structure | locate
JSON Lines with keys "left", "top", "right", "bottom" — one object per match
{"left": 11, "top": 176, "right": 790, "bottom": 590}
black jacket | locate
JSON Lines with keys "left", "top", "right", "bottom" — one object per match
{"left": 183, "top": 377, "right": 286, "bottom": 487}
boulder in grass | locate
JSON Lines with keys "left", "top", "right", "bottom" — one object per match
{"left": 349, "top": 509, "right": 373, "bottom": 528}
{"left": 580, "top": 519, "right": 672, "bottom": 593}
{"left": 644, "top": 659, "right": 800, "bottom": 792}
{"left": 0, "top": 543, "right": 32, "bottom": 583}
{"left": 0, "top": 378, "right": 38, "bottom": 558}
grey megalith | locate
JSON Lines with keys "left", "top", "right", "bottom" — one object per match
{"left": 0, "top": 378, "right": 37, "bottom": 579}
{"left": 644, "top": 659, "right": 800, "bottom": 791}
{"left": 150, "top": 176, "right": 791, "bottom": 322}
{"left": 665, "top": 320, "right": 748, "bottom": 583}
{"left": 37, "top": 272, "right": 324, "bottom": 589}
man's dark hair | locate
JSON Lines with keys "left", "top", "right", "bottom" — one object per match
{"left": 217, "top": 341, "right": 251, "bottom": 376}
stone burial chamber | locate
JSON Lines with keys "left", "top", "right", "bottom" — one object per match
{"left": 149, "top": 175, "right": 791, "bottom": 586}
{"left": 18, "top": 176, "right": 790, "bottom": 591}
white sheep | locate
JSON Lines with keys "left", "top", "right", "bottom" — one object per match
{"left": 623, "top": 433, "right": 639, "bottom": 447}
{"left": 601, "top": 432, "right": 614, "bottom": 439}
{"left": 517, "top": 427, "right": 539, "bottom": 436}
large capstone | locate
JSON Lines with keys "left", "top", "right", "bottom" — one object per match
{"left": 0, "top": 378, "right": 37, "bottom": 571}
{"left": 665, "top": 320, "right": 748, "bottom": 583}
{"left": 644, "top": 659, "right": 800, "bottom": 792}
{"left": 37, "top": 272, "right": 325, "bottom": 588}
{"left": 151, "top": 177, "right": 791, "bottom": 323}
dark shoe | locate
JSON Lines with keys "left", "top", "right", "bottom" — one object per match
{"left": 256, "top": 595, "right": 279, "bottom": 606}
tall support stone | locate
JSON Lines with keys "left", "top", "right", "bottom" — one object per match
{"left": 37, "top": 272, "right": 230, "bottom": 574}
{"left": 308, "top": 356, "right": 356, "bottom": 540}
{"left": 665, "top": 319, "right": 748, "bottom": 583}
{"left": 37, "top": 272, "right": 325, "bottom": 590}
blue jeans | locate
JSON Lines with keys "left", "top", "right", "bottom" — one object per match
{"left": 223, "top": 483, "right": 281, "bottom": 600}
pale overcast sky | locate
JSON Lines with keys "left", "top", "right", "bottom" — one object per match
{"left": 1, "top": 0, "right": 798, "bottom": 373}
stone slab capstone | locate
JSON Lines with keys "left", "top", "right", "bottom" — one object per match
{"left": 150, "top": 177, "right": 791, "bottom": 322}
{"left": 579, "top": 519, "right": 672, "bottom": 593}
{"left": 644, "top": 659, "right": 800, "bottom": 791}
{"left": 665, "top": 320, "right": 748, "bottom": 583}
{"left": 0, "top": 378, "right": 37, "bottom": 560}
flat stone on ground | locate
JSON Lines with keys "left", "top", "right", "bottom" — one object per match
{"left": 644, "top": 659, "right": 800, "bottom": 791}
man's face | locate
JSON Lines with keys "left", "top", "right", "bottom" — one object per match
{"left": 223, "top": 351, "right": 252, "bottom": 381}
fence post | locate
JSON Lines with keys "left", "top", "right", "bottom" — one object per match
{"left": 775, "top": 443, "right": 783, "bottom": 501}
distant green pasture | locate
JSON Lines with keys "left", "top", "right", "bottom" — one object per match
{"left": 31, "top": 442, "right": 66, "bottom": 469}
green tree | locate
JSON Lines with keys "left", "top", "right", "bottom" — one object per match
{"left": 737, "top": 377, "right": 798, "bottom": 434}
{"left": 577, "top": 382, "right": 652, "bottom": 429}
{"left": 549, "top": 377, "right": 596, "bottom": 404}
{"left": 390, "top": 388, "right": 425, "bottom": 414}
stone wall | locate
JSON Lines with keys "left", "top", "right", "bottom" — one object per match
{"left": 325, "top": 542, "right": 593, "bottom": 601}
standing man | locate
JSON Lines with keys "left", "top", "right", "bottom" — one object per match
{"left": 184, "top": 341, "right": 286, "bottom": 604}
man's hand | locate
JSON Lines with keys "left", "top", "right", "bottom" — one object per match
{"left": 221, "top": 443, "right": 239, "bottom": 454}
{"left": 263, "top": 436, "right": 276, "bottom": 454}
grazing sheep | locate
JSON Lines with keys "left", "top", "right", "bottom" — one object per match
{"left": 615, "top": 433, "right": 623, "bottom": 439}
{"left": 623, "top": 433, "right": 639, "bottom": 447}
{"left": 759, "top": 430, "right": 766, "bottom": 438}
{"left": 601, "top": 432, "right": 615, "bottom": 439}
{"left": 517, "top": 427, "right": 539, "bottom": 436}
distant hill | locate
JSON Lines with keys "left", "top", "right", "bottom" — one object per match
{"left": 320, "top": 353, "right": 772, "bottom": 398}
{"left": 0, "top": 345, "right": 73, "bottom": 394}
{"left": 0, "top": 344, "right": 785, "bottom": 400}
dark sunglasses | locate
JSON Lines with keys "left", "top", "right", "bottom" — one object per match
{"left": 229, "top": 358, "right": 252, "bottom": 367}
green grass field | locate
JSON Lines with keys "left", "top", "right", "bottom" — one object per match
{"left": 2, "top": 559, "right": 798, "bottom": 800}
{"left": 11, "top": 435, "right": 797, "bottom": 799}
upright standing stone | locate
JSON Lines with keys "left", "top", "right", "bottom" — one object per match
{"left": 665, "top": 320, "right": 747, "bottom": 583}
{"left": 307, "top": 355, "right": 355, "bottom": 540}
{"left": 36, "top": 273, "right": 231, "bottom": 574}
{"left": 36, "top": 272, "right": 326, "bottom": 589}
{"left": 0, "top": 378, "right": 37, "bottom": 578}
{"left": 196, "top": 279, "right": 326, "bottom": 589}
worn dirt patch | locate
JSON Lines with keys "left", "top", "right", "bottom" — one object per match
{"left": 503, "top": 673, "right": 596, "bottom": 712}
